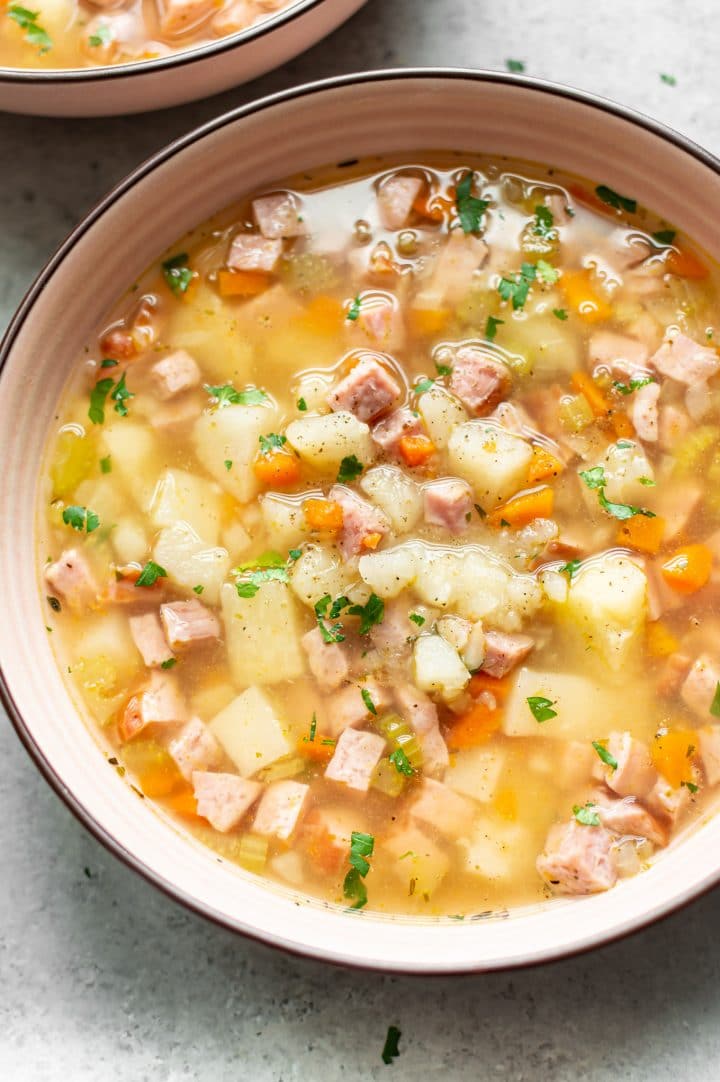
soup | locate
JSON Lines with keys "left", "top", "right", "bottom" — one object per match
{"left": 39, "top": 152, "right": 720, "bottom": 918}
{"left": 1, "top": 0, "right": 297, "bottom": 70}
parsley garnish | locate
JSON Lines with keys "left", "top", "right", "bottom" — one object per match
{"left": 592, "top": 741, "right": 618, "bottom": 770}
{"left": 288, "top": 548, "right": 302, "bottom": 561}
{"left": 100, "top": 358, "right": 118, "bottom": 368}
{"left": 110, "top": 372, "right": 133, "bottom": 417}
{"left": 660, "top": 73, "right": 677, "bottom": 86}
{"left": 88, "top": 23, "right": 113, "bottom": 46}
{"left": 347, "top": 295, "right": 362, "bottom": 321}
{"left": 409, "top": 612, "right": 425, "bottom": 627}
{"left": 7, "top": 5, "right": 52, "bottom": 53}
{"left": 414, "top": 378, "right": 435, "bottom": 395}
{"left": 259, "top": 432, "right": 287, "bottom": 455}
{"left": 389, "top": 747, "right": 413, "bottom": 776}
{"left": 337, "top": 454, "right": 364, "bottom": 483}
{"left": 315, "top": 593, "right": 350, "bottom": 643}
{"left": 161, "top": 252, "right": 193, "bottom": 297}
{"left": 308, "top": 713, "right": 317, "bottom": 742}
{"left": 595, "top": 185, "right": 637, "bottom": 214}
{"left": 485, "top": 315, "right": 504, "bottom": 341}
{"left": 498, "top": 262, "right": 537, "bottom": 310}
{"left": 573, "top": 802, "right": 601, "bottom": 827}
{"left": 553, "top": 308, "right": 568, "bottom": 321}
{"left": 536, "top": 259, "right": 559, "bottom": 284}
{"left": 88, "top": 377, "right": 114, "bottom": 424}
{"left": 192, "top": 585, "right": 204, "bottom": 594}
{"left": 638, "top": 476, "right": 655, "bottom": 486}
{"left": 559, "top": 559, "right": 581, "bottom": 579}
{"left": 160, "top": 657, "right": 177, "bottom": 670}
{"left": 297, "top": 397, "right": 307, "bottom": 411}
{"left": 527, "top": 695, "right": 557, "bottom": 722}
{"left": 613, "top": 376, "right": 655, "bottom": 395}
{"left": 361, "top": 688, "right": 377, "bottom": 715}
{"left": 533, "top": 204, "right": 555, "bottom": 238}
{"left": 134, "top": 560, "right": 167, "bottom": 588}
{"left": 99, "top": 455, "right": 112, "bottom": 474}
{"left": 224, "top": 459, "right": 232, "bottom": 471}
{"left": 348, "top": 592, "right": 384, "bottom": 635}
{"left": 343, "top": 831, "right": 374, "bottom": 910}
{"left": 62, "top": 506, "right": 100, "bottom": 534}
{"left": 505, "top": 58, "right": 525, "bottom": 72}
{"left": 204, "top": 384, "right": 269, "bottom": 408}
{"left": 579, "top": 466, "right": 607, "bottom": 490}
{"left": 381, "top": 1026, "right": 402, "bottom": 1065}
{"left": 710, "top": 682, "right": 720, "bottom": 718}
{"left": 652, "top": 229, "right": 676, "bottom": 246}
{"left": 435, "top": 362, "right": 453, "bottom": 376}
{"left": 455, "top": 171, "right": 489, "bottom": 235}
{"left": 598, "top": 488, "right": 655, "bottom": 521}
{"left": 682, "top": 780, "right": 699, "bottom": 793}
{"left": 235, "top": 566, "right": 289, "bottom": 598}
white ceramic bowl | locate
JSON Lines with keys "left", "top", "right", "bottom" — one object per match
{"left": 3, "top": 70, "right": 720, "bottom": 973}
{"left": 0, "top": 0, "right": 367, "bottom": 117}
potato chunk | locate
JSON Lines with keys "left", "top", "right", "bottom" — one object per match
{"left": 285, "top": 411, "right": 373, "bottom": 471}
{"left": 565, "top": 554, "right": 647, "bottom": 669}
{"left": 153, "top": 522, "right": 231, "bottom": 606}
{"left": 418, "top": 386, "right": 468, "bottom": 449}
{"left": 194, "top": 400, "right": 279, "bottom": 504}
{"left": 413, "top": 634, "right": 470, "bottom": 699}
{"left": 448, "top": 420, "right": 533, "bottom": 507}
{"left": 209, "top": 686, "right": 293, "bottom": 777}
{"left": 360, "top": 466, "right": 423, "bottom": 533}
{"left": 221, "top": 580, "right": 305, "bottom": 686}
{"left": 149, "top": 467, "right": 223, "bottom": 545}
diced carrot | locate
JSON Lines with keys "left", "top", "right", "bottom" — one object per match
{"left": 527, "top": 445, "right": 565, "bottom": 484}
{"left": 217, "top": 269, "right": 272, "bottom": 297}
{"left": 561, "top": 269, "right": 613, "bottom": 323}
{"left": 651, "top": 728, "right": 697, "bottom": 788}
{"left": 571, "top": 370, "right": 611, "bottom": 417}
{"left": 488, "top": 486, "right": 554, "bottom": 529}
{"left": 611, "top": 411, "right": 635, "bottom": 439}
{"left": 447, "top": 700, "right": 502, "bottom": 750}
{"left": 408, "top": 307, "right": 450, "bottom": 336}
{"left": 646, "top": 620, "right": 680, "bottom": 659}
{"left": 666, "top": 247, "right": 709, "bottom": 280}
{"left": 297, "top": 738, "right": 336, "bottom": 763}
{"left": 138, "top": 766, "right": 184, "bottom": 799}
{"left": 298, "top": 295, "right": 345, "bottom": 336}
{"left": 361, "top": 532, "right": 383, "bottom": 551}
{"left": 661, "top": 543, "right": 713, "bottom": 594}
{"left": 301, "top": 811, "right": 345, "bottom": 874}
{"left": 616, "top": 513, "right": 666, "bottom": 555}
{"left": 493, "top": 787, "right": 518, "bottom": 822}
{"left": 164, "top": 788, "right": 202, "bottom": 818}
{"left": 468, "top": 672, "right": 512, "bottom": 704}
{"left": 303, "top": 498, "right": 344, "bottom": 532}
{"left": 398, "top": 433, "right": 436, "bottom": 467}
{"left": 253, "top": 450, "right": 301, "bottom": 488}
{"left": 118, "top": 695, "right": 144, "bottom": 743}
{"left": 412, "top": 188, "right": 453, "bottom": 222}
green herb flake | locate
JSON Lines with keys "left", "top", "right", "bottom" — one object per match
{"left": 559, "top": 559, "right": 581, "bottom": 579}
{"left": 134, "top": 560, "right": 167, "bottom": 588}
{"left": 710, "top": 682, "right": 720, "bottom": 718}
{"left": 485, "top": 315, "right": 504, "bottom": 341}
{"left": 389, "top": 747, "right": 413, "bottom": 776}
{"left": 62, "top": 505, "right": 100, "bottom": 534}
{"left": 161, "top": 252, "right": 193, "bottom": 297}
{"left": 314, "top": 593, "right": 349, "bottom": 644}
{"left": 343, "top": 830, "right": 375, "bottom": 910}
{"left": 455, "top": 171, "right": 489, "bottom": 235}
{"left": 592, "top": 740, "right": 618, "bottom": 770}
{"left": 347, "top": 295, "right": 362, "bottom": 322}
{"left": 652, "top": 229, "right": 676, "bottom": 246}
{"left": 595, "top": 185, "right": 637, "bottom": 214}
{"left": 573, "top": 802, "right": 601, "bottom": 827}
{"left": 288, "top": 548, "right": 302, "bottom": 561}
{"left": 110, "top": 372, "right": 133, "bottom": 417}
{"left": 192, "top": 585, "right": 204, "bottom": 594}
{"left": 613, "top": 376, "right": 655, "bottom": 395}
{"left": 235, "top": 565, "right": 289, "bottom": 599}
{"left": 409, "top": 612, "right": 425, "bottom": 627}
{"left": 337, "top": 454, "right": 364, "bottom": 484}
{"left": 414, "top": 377, "right": 435, "bottom": 395}
{"left": 224, "top": 459, "right": 233, "bottom": 471}
{"left": 100, "top": 358, "right": 118, "bottom": 368}
{"left": 498, "top": 261, "right": 537, "bottom": 310}
{"left": 435, "top": 362, "right": 453, "bottom": 376}
{"left": 297, "top": 397, "right": 308, "bottom": 411}
{"left": 160, "top": 657, "right": 177, "bottom": 670}
{"left": 505, "top": 58, "right": 525, "bottom": 73}
{"left": 361, "top": 688, "right": 377, "bottom": 715}
{"left": 553, "top": 307, "right": 568, "bottom": 321}
{"left": 99, "top": 455, "right": 112, "bottom": 474}
{"left": 638, "top": 476, "right": 656, "bottom": 486}
{"left": 88, "top": 377, "right": 115, "bottom": 425}
{"left": 348, "top": 592, "right": 384, "bottom": 635}
{"left": 259, "top": 432, "right": 287, "bottom": 455}
{"left": 204, "top": 384, "right": 269, "bottom": 409}
{"left": 682, "top": 780, "right": 699, "bottom": 793}
{"left": 598, "top": 487, "right": 656, "bottom": 521}
{"left": 381, "top": 1025, "right": 402, "bottom": 1065}
{"left": 580, "top": 465, "right": 607, "bottom": 490}
{"left": 660, "top": 73, "right": 677, "bottom": 86}
{"left": 7, "top": 5, "right": 52, "bottom": 53}
{"left": 88, "top": 23, "right": 113, "bottom": 46}
{"left": 536, "top": 258, "right": 560, "bottom": 284}
{"left": 533, "top": 204, "right": 555, "bottom": 238}
{"left": 308, "top": 713, "right": 317, "bottom": 742}
{"left": 526, "top": 695, "right": 558, "bottom": 722}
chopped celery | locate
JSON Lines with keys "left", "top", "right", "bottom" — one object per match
{"left": 257, "top": 755, "right": 306, "bottom": 783}
{"left": 672, "top": 425, "right": 719, "bottom": 475}
{"left": 50, "top": 427, "right": 96, "bottom": 499}
{"left": 375, "top": 713, "right": 424, "bottom": 770}
{"left": 72, "top": 654, "right": 124, "bottom": 724}
{"left": 236, "top": 833, "right": 269, "bottom": 873}
{"left": 279, "top": 252, "right": 338, "bottom": 295}
{"left": 559, "top": 393, "right": 594, "bottom": 432}
{"left": 371, "top": 757, "right": 408, "bottom": 797}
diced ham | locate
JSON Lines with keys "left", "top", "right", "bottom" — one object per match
{"left": 324, "top": 679, "right": 392, "bottom": 738}
{"left": 681, "top": 654, "right": 720, "bottom": 719}
{"left": 227, "top": 232, "right": 283, "bottom": 273}
{"left": 169, "top": 717, "right": 222, "bottom": 781}
{"left": 658, "top": 404, "right": 691, "bottom": 451}
{"left": 327, "top": 355, "right": 401, "bottom": 422}
{"left": 252, "top": 780, "right": 310, "bottom": 841}
{"left": 160, "top": 599, "right": 220, "bottom": 649}
{"left": 377, "top": 175, "right": 423, "bottom": 230}
{"left": 394, "top": 682, "right": 449, "bottom": 776}
{"left": 299, "top": 806, "right": 355, "bottom": 874}
{"left": 302, "top": 626, "right": 349, "bottom": 693}
{"left": 421, "top": 230, "right": 488, "bottom": 307}
{"left": 606, "top": 228, "right": 653, "bottom": 272}
{"left": 593, "top": 792, "right": 666, "bottom": 846}
{"left": 192, "top": 771, "right": 261, "bottom": 833}
{"left": 129, "top": 611, "right": 174, "bottom": 668}
{"left": 151, "top": 350, "right": 201, "bottom": 401}
{"left": 410, "top": 777, "right": 475, "bottom": 837}
{"left": 646, "top": 776, "right": 692, "bottom": 826}
{"left": 480, "top": 630, "right": 535, "bottom": 678}
{"left": 449, "top": 346, "right": 510, "bottom": 415}
{"left": 252, "top": 192, "right": 307, "bottom": 239}
{"left": 698, "top": 726, "right": 720, "bottom": 785}
{"left": 44, "top": 549, "right": 98, "bottom": 610}
{"left": 588, "top": 330, "right": 649, "bottom": 371}
{"left": 119, "top": 671, "right": 186, "bottom": 742}
{"left": 545, "top": 191, "right": 573, "bottom": 227}
{"left": 324, "top": 727, "right": 386, "bottom": 791}
{"left": 423, "top": 478, "right": 473, "bottom": 533}
{"left": 328, "top": 485, "right": 390, "bottom": 558}
{"left": 371, "top": 407, "right": 424, "bottom": 454}
{"left": 369, "top": 599, "right": 419, "bottom": 658}
{"left": 595, "top": 731, "right": 657, "bottom": 799}
{"left": 351, "top": 295, "right": 405, "bottom": 351}
{"left": 657, "top": 652, "right": 692, "bottom": 698}
{"left": 160, "top": 0, "right": 216, "bottom": 35}
{"left": 536, "top": 819, "right": 617, "bottom": 895}
{"left": 629, "top": 381, "right": 660, "bottom": 442}
{"left": 651, "top": 329, "right": 720, "bottom": 385}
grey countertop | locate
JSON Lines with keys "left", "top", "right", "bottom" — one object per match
{"left": 2, "top": 2, "right": 720, "bottom": 1078}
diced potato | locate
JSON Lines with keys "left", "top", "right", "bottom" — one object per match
{"left": 461, "top": 814, "right": 535, "bottom": 881}
{"left": 595, "top": 439, "right": 655, "bottom": 504}
{"left": 413, "top": 550, "right": 463, "bottom": 608}
{"left": 564, "top": 554, "right": 647, "bottom": 669}
{"left": 290, "top": 544, "right": 356, "bottom": 608}
{"left": 149, "top": 467, "right": 224, "bottom": 545}
{"left": 221, "top": 521, "right": 252, "bottom": 562}
{"left": 448, "top": 421, "right": 533, "bottom": 508}
{"left": 165, "top": 282, "right": 253, "bottom": 384}
{"left": 101, "top": 422, "right": 159, "bottom": 508}
{"left": 384, "top": 825, "right": 449, "bottom": 896}
{"left": 221, "top": 580, "right": 305, "bottom": 686}
{"left": 285, "top": 411, "right": 373, "bottom": 471}
{"left": 260, "top": 493, "right": 307, "bottom": 550}
{"left": 111, "top": 517, "right": 149, "bottom": 565}
{"left": 209, "top": 685, "right": 294, "bottom": 776}
{"left": 359, "top": 466, "right": 422, "bottom": 533}
{"left": 501, "top": 314, "right": 580, "bottom": 377}
{"left": 153, "top": 522, "right": 231, "bottom": 605}
{"left": 358, "top": 543, "right": 419, "bottom": 598}
{"left": 418, "top": 386, "right": 468, "bottom": 449}
{"left": 446, "top": 745, "right": 506, "bottom": 803}
{"left": 193, "top": 400, "right": 279, "bottom": 504}
{"left": 413, "top": 634, "right": 470, "bottom": 699}
{"left": 293, "top": 373, "right": 333, "bottom": 414}
{"left": 74, "top": 478, "right": 126, "bottom": 527}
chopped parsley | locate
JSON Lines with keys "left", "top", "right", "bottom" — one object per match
{"left": 235, "top": 565, "right": 289, "bottom": 598}
{"left": 62, "top": 505, "right": 100, "bottom": 534}
{"left": 100, "top": 358, "right": 118, "bottom": 368}
{"left": 526, "top": 695, "right": 557, "bottom": 722}
{"left": 337, "top": 454, "right": 364, "bottom": 483}
{"left": 192, "top": 585, "right": 204, "bottom": 594}
{"left": 99, "top": 455, "right": 112, "bottom": 474}
{"left": 7, "top": 5, "right": 52, "bottom": 53}
{"left": 414, "top": 378, "right": 435, "bottom": 395}
{"left": 347, "top": 295, "right": 362, "bottom": 321}
{"left": 381, "top": 1025, "right": 402, "bottom": 1065}
{"left": 498, "top": 262, "right": 537, "bottom": 310}
{"left": 660, "top": 73, "right": 677, "bottom": 86}
{"left": 536, "top": 259, "right": 560, "bottom": 284}
{"left": 88, "top": 23, "right": 113, "bottom": 47}
{"left": 409, "top": 612, "right": 426, "bottom": 627}
{"left": 613, "top": 376, "right": 655, "bottom": 395}
{"left": 315, "top": 593, "right": 350, "bottom": 644}
{"left": 533, "top": 204, "right": 555, "bottom": 238}
{"left": 592, "top": 741, "right": 618, "bottom": 770}
{"left": 134, "top": 560, "right": 167, "bottom": 588}
{"left": 343, "top": 831, "right": 374, "bottom": 910}
{"left": 308, "top": 713, "right": 317, "bottom": 742}
{"left": 288, "top": 548, "right": 302, "bottom": 561}
{"left": 259, "top": 432, "right": 287, "bottom": 455}
{"left": 573, "top": 802, "right": 601, "bottom": 827}
{"left": 559, "top": 559, "right": 581, "bottom": 579}
{"left": 161, "top": 252, "right": 193, "bottom": 297}
{"left": 485, "top": 315, "right": 504, "bottom": 341}
{"left": 580, "top": 464, "right": 655, "bottom": 521}
{"left": 110, "top": 372, "right": 133, "bottom": 417}
{"left": 455, "top": 171, "right": 489, "bottom": 235}
{"left": 682, "top": 780, "right": 699, "bottom": 793}
{"left": 88, "top": 377, "right": 114, "bottom": 424}
{"left": 553, "top": 307, "right": 568, "bottom": 321}
{"left": 348, "top": 592, "right": 384, "bottom": 635}
{"left": 204, "top": 384, "right": 269, "bottom": 408}
{"left": 505, "top": 58, "right": 525, "bottom": 73}
{"left": 652, "top": 229, "right": 676, "bottom": 246}
{"left": 389, "top": 747, "right": 414, "bottom": 776}
{"left": 361, "top": 688, "right": 377, "bottom": 715}
{"left": 224, "top": 459, "right": 233, "bottom": 471}
{"left": 710, "top": 682, "right": 720, "bottom": 718}
{"left": 160, "top": 657, "right": 177, "bottom": 670}
{"left": 297, "top": 397, "right": 308, "bottom": 411}
{"left": 579, "top": 466, "right": 607, "bottom": 490}
{"left": 435, "top": 361, "right": 453, "bottom": 376}
{"left": 595, "top": 185, "right": 637, "bottom": 214}
{"left": 638, "top": 476, "right": 656, "bottom": 486}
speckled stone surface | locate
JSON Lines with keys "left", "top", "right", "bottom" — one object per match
{"left": 2, "top": 2, "right": 720, "bottom": 1077}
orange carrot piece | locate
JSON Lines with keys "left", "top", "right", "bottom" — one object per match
{"left": 571, "top": 371, "right": 611, "bottom": 418}
{"left": 561, "top": 269, "right": 613, "bottom": 323}
{"left": 138, "top": 765, "right": 183, "bottom": 799}
{"left": 651, "top": 729, "right": 698, "bottom": 788}
{"left": 611, "top": 411, "right": 636, "bottom": 439}
{"left": 163, "top": 789, "right": 201, "bottom": 818}
{"left": 646, "top": 620, "right": 680, "bottom": 659}
{"left": 408, "top": 307, "right": 450, "bottom": 336}
{"left": 412, "top": 189, "right": 453, "bottom": 222}
{"left": 527, "top": 446, "right": 565, "bottom": 484}
{"left": 616, "top": 513, "right": 666, "bottom": 555}
{"left": 253, "top": 450, "right": 301, "bottom": 488}
{"left": 361, "top": 532, "right": 383, "bottom": 551}
{"left": 297, "top": 738, "right": 336, "bottom": 764}
{"left": 468, "top": 672, "right": 512, "bottom": 703}
{"left": 298, "top": 295, "right": 345, "bottom": 336}
{"left": 488, "top": 486, "right": 554, "bottom": 529}
{"left": 661, "top": 543, "right": 713, "bottom": 594}
{"left": 398, "top": 433, "right": 436, "bottom": 467}
{"left": 447, "top": 700, "right": 502, "bottom": 750}
{"left": 303, "top": 498, "right": 344, "bottom": 532}
{"left": 666, "top": 247, "right": 709, "bottom": 280}
{"left": 217, "top": 269, "right": 272, "bottom": 297}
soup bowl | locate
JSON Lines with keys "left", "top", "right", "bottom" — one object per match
{"left": 0, "top": 0, "right": 367, "bottom": 117}
{"left": 3, "top": 69, "right": 720, "bottom": 973}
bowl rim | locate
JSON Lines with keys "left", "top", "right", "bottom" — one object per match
{"left": 4, "top": 66, "right": 720, "bottom": 974}
{"left": 0, "top": 0, "right": 332, "bottom": 83}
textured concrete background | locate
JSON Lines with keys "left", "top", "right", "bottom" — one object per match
{"left": 2, "top": 1, "right": 720, "bottom": 1077}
